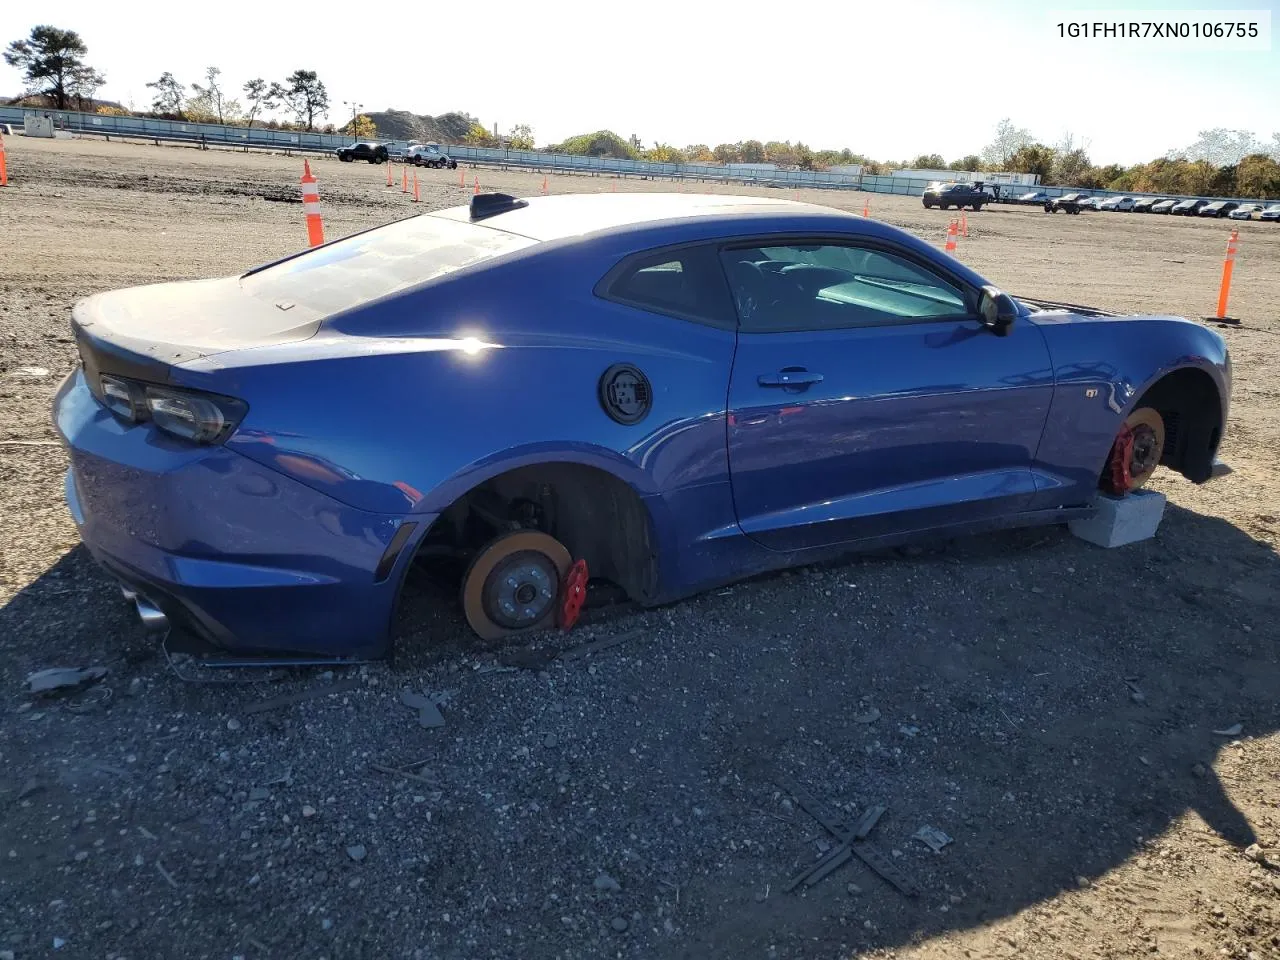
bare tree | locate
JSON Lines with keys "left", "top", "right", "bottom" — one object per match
{"left": 190, "top": 66, "right": 227, "bottom": 124}
{"left": 1171, "top": 128, "right": 1262, "bottom": 166}
{"left": 146, "top": 71, "right": 185, "bottom": 116}
{"left": 981, "top": 119, "right": 1035, "bottom": 167}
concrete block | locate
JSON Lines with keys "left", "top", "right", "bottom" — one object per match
{"left": 1069, "top": 489, "right": 1167, "bottom": 548}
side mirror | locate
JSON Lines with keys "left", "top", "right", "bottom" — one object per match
{"left": 978, "top": 285, "right": 1017, "bottom": 337}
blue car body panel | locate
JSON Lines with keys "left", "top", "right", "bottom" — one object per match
{"left": 52, "top": 194, "right": 1231, "bottom": 656}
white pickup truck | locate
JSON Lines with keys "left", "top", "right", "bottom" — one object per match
{"left": 404, "top": 141, "right": 458, "bottom": 169}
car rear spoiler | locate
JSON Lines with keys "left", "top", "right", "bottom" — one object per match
{"left": 1014, "top": 296, "right": 1122, "bottom": 318}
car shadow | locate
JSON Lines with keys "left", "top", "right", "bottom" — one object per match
{"left": 1, "top": 499, "right": 1276, "bottom": 958}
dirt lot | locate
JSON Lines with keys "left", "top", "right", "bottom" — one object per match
{"left": 2, "top": 135, "right": 1279, "bottom": 960}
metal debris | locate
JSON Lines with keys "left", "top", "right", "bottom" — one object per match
{"left": 774, "top": 777, "right": 919, "bottom": 897}
{"left": 1213, "top": 723, "right": 1243, "bottom": 737}
{"left": 24, "top": 666, "right": 107, "bottom": 697}
{"left": 913, "top": 825, "right": 953, "bottom": 853}
{"left": 558, "top": 628, "right": 643, "bottom": 663}
{"left": 400, "top": 688, "right": 445, "bottom": 728}
{"left": 243, "top": 678, "right": 360, "bottom": 715}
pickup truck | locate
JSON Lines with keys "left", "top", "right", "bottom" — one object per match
{"left": 921, "top": 181, "right": 992, "bottom": 210}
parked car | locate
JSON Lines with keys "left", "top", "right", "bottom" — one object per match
{"left": 406, "top": 141, "right": 458, "bottom": 169}
{"left": 1132, "top": 197, "right": 1166, "bottom": 213}
{"left": 1198, "top": 201, "right": 1239, "bottom": 218}
{"left": 1151, "top": 199, "right": 1179, "bottom": 214}
{"left": 1043, "top": 193, "right": 1090, "bottom": 214}
{"left": 1171, "top": 199, "right": 1209, "bottom": 216}
{"left": 1227, "top": 203, "right": 1263, "bottom": 220}
{"left": 921, "top": 182, "right": 990, "bottom": 210}
{"left": 1099, "top": 196, "right": 1136, "bottom": 212}
{"left": 1260, "top": 204, "right": 1280, "bottom": 222}
{"left": 1015, "top": 191, "right": 1050, "bottom": 205}
{"left": 336, "top": 141, "right": 389, "bottom": 164}
{"left": 53, "top": 191, "right": 1232, "bottom": 656}
{"left": 1076, "top": 197, "right": 1106, "bottom": 210}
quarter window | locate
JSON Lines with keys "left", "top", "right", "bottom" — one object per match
{"left": 720, "top": 243, "right": 970, "bottom": 332}
{"left": 602, "top": 246, "right": 733, "bottom": 327}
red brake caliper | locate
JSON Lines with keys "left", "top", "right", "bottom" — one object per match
{"left": 558, "top": 559, "right": 589, "bottom": 630}
{"left": 1107, "top": 424, "right": 1135, "bottom": 494}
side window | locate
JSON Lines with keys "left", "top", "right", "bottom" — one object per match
{"left": 602, "top": 246, "right": 733, "bottom": 327}
{"left": 721, "top": 243, "right": 970, "bottom": 332}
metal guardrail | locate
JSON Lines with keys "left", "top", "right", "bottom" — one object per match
{"left": 4, "top": 106, "right": 1276, "bottom": 206}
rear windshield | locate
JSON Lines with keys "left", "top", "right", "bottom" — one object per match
{"left": 241, "top": 214, "right": 535, "bottom": 315}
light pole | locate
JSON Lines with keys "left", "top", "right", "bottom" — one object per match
{"left": 343, "top": 101, "right": 363, "bottom": 137}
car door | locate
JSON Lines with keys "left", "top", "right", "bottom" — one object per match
{"left": 722, "top": 238, "right": 1055, "bottom": 552}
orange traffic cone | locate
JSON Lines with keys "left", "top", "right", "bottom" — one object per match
{"left": 960, "top": 211, "right": 969, "bottom": 237}
{"left": 401, "top": 168, "right": 408, "bottom": 194}
{"left": 300, "top": 160, "right": 324, "bottom": 248}
{"left": 541, "top": 173, "right": 548, "bottom": 196}
{"left": 386, "top": 161, "right": 393, "bottom": 188}
{"left": 458, "top": 167, "right": 465, "bottom": 188}
{"left": 473, "top": 174, "right": 480, "bottom": 195}
{"left": 944, "top": 219, "right": 958, "bottom": 254}
{"left": 412, "top": 172, "right": 420, "bottom": 202}
{"left": 1214, "top": 228, "right": 1240, "bottom": 321}
{"left": 862, "top": 197, "right": 869, "bottom": 217}
{"left": 0, "top": 132, "right": 7, "bottom": 187}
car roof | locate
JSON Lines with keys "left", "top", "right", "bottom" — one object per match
{"left": 427, "top": 192, "right": 851, "bottom": 243}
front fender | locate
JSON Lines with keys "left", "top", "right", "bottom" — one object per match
{"left": 1030, "top": 313, "right": 1229, "bottom": 495}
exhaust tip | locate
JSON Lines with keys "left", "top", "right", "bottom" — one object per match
{"left": 120, "top": 585, "right": 138, "bottom": 602}
{"left": 134, "top": 596, "right": 169, "bottom": 637}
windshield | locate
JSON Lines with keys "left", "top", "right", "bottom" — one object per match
{"left": 241, "top": 214, "right": 536, "bottom": 315}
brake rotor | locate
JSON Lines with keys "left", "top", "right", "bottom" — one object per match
{"left": 461, "top": 531, "right": 571, "bottom": 641}
{"left": 1122, "top": 407, "right": 1166, "bottom": 489}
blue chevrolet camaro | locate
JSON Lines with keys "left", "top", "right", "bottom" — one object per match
{"left": 54, "top": 192, "right": 1231, "bottom": 656}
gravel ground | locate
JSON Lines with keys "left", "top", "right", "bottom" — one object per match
{"left": 2, "top": 136, "right": 1280, "bottom": 960}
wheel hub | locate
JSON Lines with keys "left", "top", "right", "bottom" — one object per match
{"left": 1129, "top": 425, "right": 1160, "bottom": 476}
{"left": 481, "top": 550, "right": 559, "bottom": 630}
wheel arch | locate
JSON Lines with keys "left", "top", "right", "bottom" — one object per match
{"left": 412, "top": 448, "right": 664, "bottom": 604}
{"left": 1126, "top": 364, "right": 1225, "bottom": 483}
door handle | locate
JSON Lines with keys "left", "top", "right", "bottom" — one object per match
{"left": 758, "top": 370, "right": 824, "bottom": 388}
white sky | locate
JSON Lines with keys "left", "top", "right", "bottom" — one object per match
{"left": 2, "top": 0, "right": 1277, "bottom": 164}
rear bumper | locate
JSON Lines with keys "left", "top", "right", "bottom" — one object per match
{"left": 56, "top": 369, "right": 433, "bottom": 657}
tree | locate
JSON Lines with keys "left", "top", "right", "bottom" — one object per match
{"left": 949, "top": 155, "right": 982, "bottom": 171}
{"left": 189, "top": 66, "right": 229, "bottom": 124}
{"left": 1004, "top": 143, "right": 1055, "bottom": 180}
{"left": 146, "top": 72, "right": 185, "bottom": 116}
{"left": 911, "top": 153, "right": 945, "bottom": 169}
{"left": 343, "top": 114, "right": 377, "bottom": 138}
{"left": 1173, "top": 128, "right": 1261, "bottom": 167}
{"left": 981, "top": 118, "right": 1035, "bottom": 167}
{"left": 550, "top": 130, "right": 636, "bottom": 159}
{"left": 269, "top": 70, "right": 329, "bottom": 132}
{"left": 242, "top": 78, "right": 274, "bottom": 132}
{"left": 739, "top": 140, "right": 766, "bottom": 163}
{"left": 1051, "top": 148, "right": 1092, "bottom": 185}
{"left": 507, "top": 123, "right": 535, "bottom": 150}
{"left": 684, "top": 144, "right": 713, "bottom": 162}
{"left": 463, "top": 122, "right": 498, "bottom": 147}
{"left": 4, "top": 25, "right": 103, "bottom": 111}
{"left": 1235, "top": 153, "right": 1280, "bottom": 198}
{"left": 712, "top": 143, "right": 740, "bottom": 163}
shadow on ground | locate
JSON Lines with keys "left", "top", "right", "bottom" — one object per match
{"left": 2, "top": 502, "right": 1278, "bottom": 959}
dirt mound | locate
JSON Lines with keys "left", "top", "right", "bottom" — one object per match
{"left": 366, "top": 108, "right": 476, "bottom": 144}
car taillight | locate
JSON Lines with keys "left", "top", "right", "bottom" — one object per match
{"left": 95, "top": 375, "right": 246, "bottom": 444}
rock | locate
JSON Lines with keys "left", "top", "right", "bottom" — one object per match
{"left": 1213, "top": 723, "right": 1243, "bottom": 737}
{"left": 593, "top": 872, "right": 621, "bottom": 893}
{"left": 1077, "top": 876, "right": 1091, "bottom": 889}
{"left": 1245, "top": 844, "right": 1265, "bottom": 863}
{"left": 53, "top": 938, "right": 66, "bottom": 949}
{"left": 18, "top": 779, "right": 42, "bottom": 800}
{"left": 227, "top": 718, "right": 242, "bottom": 732}
{"left": 249, "top": 787, "right": 270, "bottom": 802}
{"left": 611, "top": 917, "right": 629, "bottom": 932}
{"left": 322, "top": 918, "right": 333, "bottom": 930}
{"left": 346, "top": 844, "right": 367, "bottom": 862}
{"left": 1192, "top": 763, "right": 1208, "bottom": 778}
{"left": 128, "top": 677, "right": 144, "bottom": 696}
{"left": 853, "top": 707, "right": 881, "bottom": 725}
{"left": 1130, "top": 691, "right": 1146, "bottom": 704}
{"left": 302, "top": 805, "right": 317, "bottom": 818}
{"left": 543, "top": 734, "right": 559, "bottom": 749}
{"left": 846, "top": 882, "right": 862, "bottom": 894}
{"left": 899, "top": 724, "right": 920, "bottom": 738}
{"left": 0, "top": 949, "right": 14, "bottom": 960}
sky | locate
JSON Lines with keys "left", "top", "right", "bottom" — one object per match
{"left": 2, "top": 0, "right": 1277, "bottom": 165}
